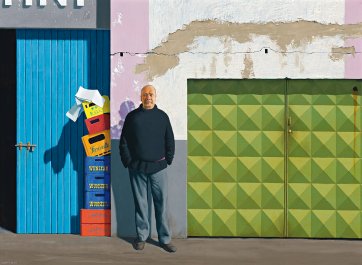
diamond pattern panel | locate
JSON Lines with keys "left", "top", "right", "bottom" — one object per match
{"left": 188, "top": 80, "right": 285, "bottom": 237}
{"left": 288, "top": 80, "right": 362, "bottom": 239}
{"left": 188, "top": 80, "right": 362, "bottom": 239}
{"left": 213, "top": 210, "right": 237, "bottom": 236}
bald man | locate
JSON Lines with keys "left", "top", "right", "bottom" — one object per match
{"left": 119, "top": 85, "right": 176, "bottom": 252}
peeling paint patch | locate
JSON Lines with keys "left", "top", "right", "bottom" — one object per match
{"left": 241, "top": 50, "right": 254, "bottom": 78}
{"left": 330, "top": 46, "right": 356, "bottom": 61}
{"left": 136, "top": 20, "right": 362, "bottom": 81}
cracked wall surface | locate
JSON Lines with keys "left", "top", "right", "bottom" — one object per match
{"left": 111, "top": 1, "right": 362, "bottom": 140}
{"left": 136, "top": 20, "right": 362, "bottom": 82}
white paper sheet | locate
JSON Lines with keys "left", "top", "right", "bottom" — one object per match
{"left": 66, "top": 86, "right": 105, "bottom": 122}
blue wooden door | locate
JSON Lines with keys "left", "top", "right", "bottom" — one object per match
{"left": 16, "top": 29, "right": 110, "bottom": 233}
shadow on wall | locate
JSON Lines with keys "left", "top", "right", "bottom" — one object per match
{"left": 43, "top": 120, "right": 84, "bottom": 234}
{"left": 111, "top": 142, "right": 137, "bottom": 237}
{"left": 110, "top": 100, "right": 137, "bottom": 237}
{"left": 111, "top": 100, "right": 135, "bottom": 138}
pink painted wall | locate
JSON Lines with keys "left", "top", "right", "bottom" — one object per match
{"left": 110, "top": 0, "right": 149, "bottom": 139}
{"left": 345, "top": 0, "right": 362, "bottom": 78}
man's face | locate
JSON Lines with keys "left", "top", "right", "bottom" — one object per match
{"left": 141, "top": 86, "right": 156, "bottom": 109}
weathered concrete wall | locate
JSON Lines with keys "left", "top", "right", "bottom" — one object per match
{"left": 111, "top": 0, "right": 362, "bottom": 238}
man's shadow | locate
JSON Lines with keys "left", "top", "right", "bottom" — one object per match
{"left": 43, "top": 120, "right": 84, "bottom": 234}
{"left": 111, "top": 100, "right": 137, "bottom": 239}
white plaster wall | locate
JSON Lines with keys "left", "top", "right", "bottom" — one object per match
{"left": 148, "top": 1, "right": 347, "bottom": 140}
{"left": 151, "top": 35, "right": 345, "bottom": 140}
{"left": 149, "top": 0, "right": 345, "bottom": 49}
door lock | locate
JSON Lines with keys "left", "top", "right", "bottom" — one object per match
{"left": 26, "top": 142, "right": 37, "bottom": 152}
{"left": 15, "top": 142, "right": 37, "bottom": 151}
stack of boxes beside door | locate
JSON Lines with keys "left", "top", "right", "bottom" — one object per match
{"left": 80, "top": 96, "right": 111, "bottom": 236}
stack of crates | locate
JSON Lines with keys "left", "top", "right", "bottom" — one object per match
{"left": 80, "top": 96, "right": 111, "bottom": 236}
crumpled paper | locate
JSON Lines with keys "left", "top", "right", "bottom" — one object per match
{"left": 66, "top": 86, "right": 105, "bottom": 122}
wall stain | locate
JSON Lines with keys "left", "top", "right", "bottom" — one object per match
{"left": 223, "top": 37, "right": 232, "bottom": 69}
{"left": 241, "top": 50, "right": 254, "bottom": 78}
{"left": 135, "top": 20, "right": 362, "bottom": 81}
{"left": 294, "top": 54, "right": 305, "bottom": 72}
{"left": 329, "top": 46, "right": 355, "bottom": 61}
{"left": 210, "top": 56, "right": 217, "bottom": 77}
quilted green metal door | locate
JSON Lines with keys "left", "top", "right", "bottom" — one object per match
{"left": 187, "top": 79, "right": 286, "bottom": 237}
{"left": 287, "top": 80, "right": 362, "bottom": 238}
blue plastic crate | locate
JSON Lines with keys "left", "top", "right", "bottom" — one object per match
{"left": 85, "top": 156, "right": 110, "bottom": 175}
{"left": 85, "top": 173, "right": 110, "bottom": 192}
{"left": 84, "top": 191, "right": 111, "bottom": 209}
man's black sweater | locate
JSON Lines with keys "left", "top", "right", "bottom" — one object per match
{"left": 119, "top": 104, "right": 175, "bottom": 174}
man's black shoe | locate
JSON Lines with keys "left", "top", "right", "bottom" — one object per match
{"left": 133, "top": 239, "right": 145, "bottom": 250}
{"left": 160, "top": 242, "right": 177, "bottom": 253}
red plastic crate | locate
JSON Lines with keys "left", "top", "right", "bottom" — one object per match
{"left": 80, "top": 209, "right": 111, "bottom": 224}
{"left": 85, "top": 114, "right": 110, "bottom": 134}
{"left": 80, "top": 223, "right": 111, "bottom": 236}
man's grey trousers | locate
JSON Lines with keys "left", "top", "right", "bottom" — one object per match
{"left": 128, "top": 168, "right": 171, "bottom": 244}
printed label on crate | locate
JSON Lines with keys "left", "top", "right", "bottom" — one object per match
{"left": 88, "top": 165, "right": 110, "bottom": 173}
{"left": 85, "top": 174, "right": 110, "bottom": 191}
{"left": 82, "top": 95, "right": 110, "bottom": 119}
{"left": 80, "top": 209, "right": 111, "bottom": 224}
{"left": 82, "top": 130, "right": 111, "bottom": 157}
{"left": 81, "top": 223, "right": 111, "bottom": 236}
{"left": 85, "top": 191, "right": 111, "bottom": 209}
{"left": 85, "top": 113, "right": 110, "bottom": 134}
{"left": 85, "top": 156, "right": 110, "bottom": 174}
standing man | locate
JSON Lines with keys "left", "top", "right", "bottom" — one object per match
{"left": 119, "top": 85, "right": 176, "bottom": 253}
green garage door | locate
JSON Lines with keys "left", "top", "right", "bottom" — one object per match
{"left": 187, "top": 79, "right": 362, "bottom": 238}
{"left": 287, "top": 80, "right": 362, "bottom": 238}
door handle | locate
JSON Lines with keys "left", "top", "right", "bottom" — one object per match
{"left": 288, "top": 116, "right": 292, "bottom": 134}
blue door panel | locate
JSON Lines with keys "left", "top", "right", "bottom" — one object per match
{"left": 16, "top": 29, "right": 110, "bottom": 234}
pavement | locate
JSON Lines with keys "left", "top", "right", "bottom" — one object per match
{"left": 1, "top": 231, "right": 362, "bottom": 265}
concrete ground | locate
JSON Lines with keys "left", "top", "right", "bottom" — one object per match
{"left": 1, "top": 231, "right": 362, "bottom": 265}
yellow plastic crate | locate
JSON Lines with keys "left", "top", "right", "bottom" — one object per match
{"left": 82, "top": 95, "right": 110, "bottom": 119}
{"left": 82, "top": 130, "right": 111, "bottom": 157}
